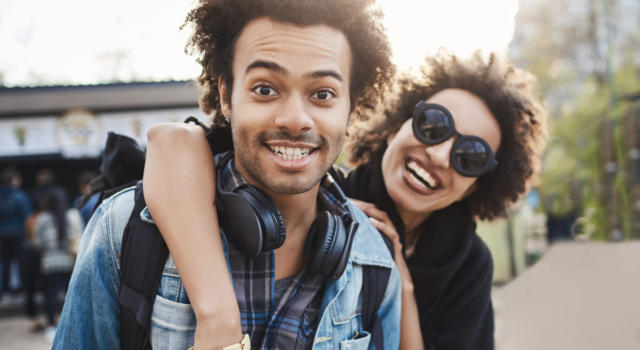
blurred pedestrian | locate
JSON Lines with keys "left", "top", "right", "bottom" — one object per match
{"left": 21, "top": 194, "right": 44, "bottom": 331}
{"left": 31, "top": 169, "right": 58, "bottom": 209}
{"left": 74, "top": 171, "right": 98, "bottom": 225}
{"left": 33, "top": 187, "right": 83, "bottom": 340}
{"left": 0, "top": 166, "right": 32, "bottom": 297}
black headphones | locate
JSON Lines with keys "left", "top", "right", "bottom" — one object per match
{"left": 215, "top": 152, "right": 357, "bottom": 279}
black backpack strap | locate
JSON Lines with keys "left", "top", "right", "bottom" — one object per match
{"left": 361, "top": 233, "right": 394, "bottom": 350}
{"left": 119, "top": 182, "right": 169, "bottom": 350}
{"left": 361, "top": 265, "right": 391, "bottom": 350}
{"left": 204, "top": 123, "right": 233, "bottom": 155}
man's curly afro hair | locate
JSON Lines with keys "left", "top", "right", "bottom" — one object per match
{"left": 349, "top": 52, "right": 549, "bottom": 220}
{"left": 183, "top": 0, "right": 394, "bottom": 126}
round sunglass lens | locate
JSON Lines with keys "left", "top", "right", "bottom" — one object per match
{"left": 416, "top": 108, "right": 452, "bottom": 142}
{"left": 454, "top": 139, "right": 489, "bottom": 173}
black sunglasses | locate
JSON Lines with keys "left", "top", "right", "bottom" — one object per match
{"left": 411, "top": 101, "right": 498, "bottom": 177}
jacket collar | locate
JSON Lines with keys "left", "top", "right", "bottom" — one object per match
{"left": 346, "top": 199, "right": 395, "bottom": 269}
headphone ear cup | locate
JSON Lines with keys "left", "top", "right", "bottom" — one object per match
{"left": 218, "top": 191, "right": 265, "bottom": 257}
{"left": 238, "top": 185, "right": 286, "bottom": 252}
{"left": 305, "top": 211, "right": 346, "bottom": 277}
{"left": 216, "top": 151, "right": 286, "bottom": 257}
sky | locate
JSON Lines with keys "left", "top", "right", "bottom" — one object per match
{"left": 0, "top": 0, "right": 519, "bottom": 87}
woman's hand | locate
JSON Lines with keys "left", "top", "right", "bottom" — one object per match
{"left": 350, "top": 199, "right": 414, "bottom": 292}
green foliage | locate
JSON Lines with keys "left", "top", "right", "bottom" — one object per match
{"left": 537, "top": 63, "right": 640, "bottom": 240}
{"left": 510, "top": 0, "right": 640, "bottom": 240}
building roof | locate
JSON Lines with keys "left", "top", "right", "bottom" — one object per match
{"left": 0, "top": 80, "right": 201, "bottom": 117}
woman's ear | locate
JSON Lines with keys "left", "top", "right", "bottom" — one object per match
{"left": 218, "top": 79, "right": 231, "bottom": 119}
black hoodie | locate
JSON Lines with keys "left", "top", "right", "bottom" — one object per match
{"left": 330, "top": 151, "right": 494, "bottom": 350}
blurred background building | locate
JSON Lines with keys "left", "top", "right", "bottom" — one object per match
{"left": 0, "top": 81, "right": 205, "bottom": 196}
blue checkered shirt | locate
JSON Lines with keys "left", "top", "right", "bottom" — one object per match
{"left": 217, "top": 152, "right": 352, "bottom": 349}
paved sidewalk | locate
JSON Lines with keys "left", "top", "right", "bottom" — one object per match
{"left": 1, "top": 241, "right": 637, "bottom": 349}
{"left": 492, "top": 241, "right": 640, "bottom": 350}
{"left": 0, "top": 315, "right": 52, "bottom": 349}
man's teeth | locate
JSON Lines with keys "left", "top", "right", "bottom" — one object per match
{"left": 407, "top": 160, "right": 437, "bottom": 188}
{"left": 269, "top": 145, "right": 311, "bottom": 160}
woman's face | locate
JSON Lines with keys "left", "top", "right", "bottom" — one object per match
{"left": 381, "top": 88, "right": 501, "bottom": 220}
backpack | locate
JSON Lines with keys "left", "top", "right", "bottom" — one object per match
{"left": 90, "top": 119, "right": 393, "bottom": 349}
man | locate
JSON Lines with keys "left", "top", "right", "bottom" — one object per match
{"left": 53, "top": 0, "right": 400, "bottom": 349}
{"left": 0, "top": 167, "right": 32, "bottom": 297}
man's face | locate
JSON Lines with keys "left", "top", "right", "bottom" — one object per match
{"left": 220, "top": 17, "right": 353, "bottom": 196}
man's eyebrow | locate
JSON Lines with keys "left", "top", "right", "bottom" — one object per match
{"left": 245, "top": 60, "right": 288, "bottom": 75}
{"left": 245, "top": 61, "right": 343, "bottom": 82}
{"left": 305, "top": 70, "right": 343, "bottom": 82}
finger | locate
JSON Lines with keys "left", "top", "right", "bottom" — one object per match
{"left": 352, "top": 200, "right": 389, "bottom": 222}
{"left": 349, "top": 198, "right": 374, "bottom": 213}
{"left": 370, "top": 217, "right": 400, "bottom": 242}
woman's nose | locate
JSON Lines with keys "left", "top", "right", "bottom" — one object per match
{"left": 425, "top": 138, "right": 453, "bottom": 169}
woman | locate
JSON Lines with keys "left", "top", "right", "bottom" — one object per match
{"left": 143, "top": 52, "right": 548, "bottom": 349}
{"left": 33, "top": 188, "right": 83, "bottom": 339}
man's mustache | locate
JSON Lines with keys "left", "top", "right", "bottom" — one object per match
{"left": 257, "top": 130, "right": 326, "bottom": 147}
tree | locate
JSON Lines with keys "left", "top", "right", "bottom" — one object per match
{"left": 509, "top": 0, "right": 640, "bottom": 240}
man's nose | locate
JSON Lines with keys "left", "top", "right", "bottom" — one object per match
{"left": 425, "top": 137, "right": 453, "bottom": 169}
{"left": 274, "top": 94, "right": 313, "bottom": 135}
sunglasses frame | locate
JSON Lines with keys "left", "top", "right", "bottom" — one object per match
{"left": 411, "top": 101, "right": 498, "bottom": 177}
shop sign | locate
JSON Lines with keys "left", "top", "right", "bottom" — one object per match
{"left": 0, "top": 117, "right": 59, "bottom": 156}
{"left": 99, "top": 107, "right": 205, "bottom": 145}
{"left": 57, "top": 109, "right": 103, "bottom": 158}
{"left": 0, "top": 108, "right": 206, "bottom": 158}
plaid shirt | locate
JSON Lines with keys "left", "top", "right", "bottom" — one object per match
{"left": 217, "top": 152, "right": 352, "bottom": 349}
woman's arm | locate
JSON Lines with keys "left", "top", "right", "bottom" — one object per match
{"left": 143, "top": 123, "right": 243, "bottom": 349}
{"left": 351, "top": 199, "right": 425, "bottom": 350}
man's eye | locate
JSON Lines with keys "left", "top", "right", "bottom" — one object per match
{"left": 252, "top": 85, "right": 277, "bottom": 96}
{"left": 311, "top": 89, "right": 335, "bottom": 100}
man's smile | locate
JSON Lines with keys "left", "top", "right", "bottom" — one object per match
{"left": 266, "top": 144, "right": 316, "bottom": 161}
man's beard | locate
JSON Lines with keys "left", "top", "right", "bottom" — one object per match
{"left": 232, "top": 126, "right": 343, "bottom": 195}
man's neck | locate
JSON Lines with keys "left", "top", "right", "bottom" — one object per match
{"left": 232, "top": 159, "right": 321, "bottom": 279}
{"left": 268, "top": 187, "right": 319, "bottom": 233}
{"left": 265, "top": 187, "right": 321, "bottom": 279}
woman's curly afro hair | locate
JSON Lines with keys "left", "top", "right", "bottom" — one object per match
{"left": 350, "top": 52, "right": 549, "bottom": 220}
{"left": 183, "top": 0, "right": 395, "bottom": 126}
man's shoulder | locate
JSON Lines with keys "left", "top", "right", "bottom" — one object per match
{"left": 14, "top": 188, "right": 30, "bottom": 202}
{"left": 346, "top": 200, "right": 394, "bottom": 269}
{"left": 88, "top": 186, "right": 137, "bottom": 262}
{"left": 1, "top": 187, "right": 24, "bottom": 203}
{"left": 98, "top": 185, "right": 136, "bottom": 227}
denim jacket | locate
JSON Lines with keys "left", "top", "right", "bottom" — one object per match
{"left": 53, "top": 186, "right": 401, "bottom": 349}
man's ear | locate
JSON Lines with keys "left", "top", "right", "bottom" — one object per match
{"left": 347, "top": 112, "right": 355, "bottom": 128}
{"left": 218, "top": 78, "right": 231, "bottom": 119}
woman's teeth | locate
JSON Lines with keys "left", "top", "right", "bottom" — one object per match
{"left": 407, "top": 160, "right": 437, "bottom": 189}
{"left": 269, "top": 145, "right": 311, "bottom": 161}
